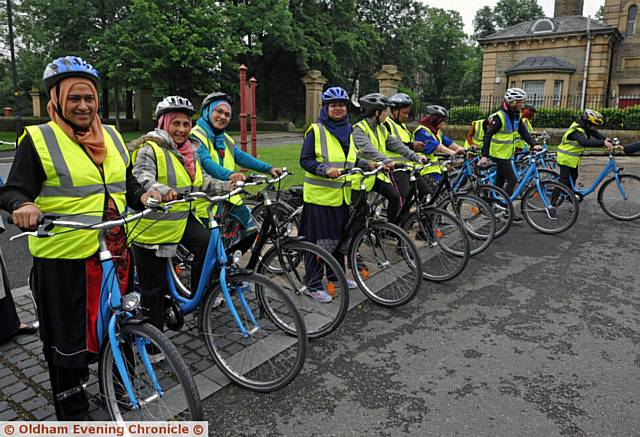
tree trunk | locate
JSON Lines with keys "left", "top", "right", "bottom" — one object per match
{"left": 126, "top": 91, "right": 133, "bottom": 119}
{"left": 101, "top": 76, "right": 109, "bottom": 119}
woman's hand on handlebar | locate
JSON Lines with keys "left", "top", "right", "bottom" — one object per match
{"left": 325, "top": 167, "right": 342, "bottom": 179}
{"left": 230, "top": 172, "right": 247, "bottom": 183}
{"left": 12, "top": 203, "right": 42, "bottom": 231}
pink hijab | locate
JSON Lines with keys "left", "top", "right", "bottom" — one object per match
{"left": 158, "top": 112, "right": 196, "bottom": 180}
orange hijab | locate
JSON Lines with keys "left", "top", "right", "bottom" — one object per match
{"left": 47, "top": 77, "right": 106, "bottom": 165}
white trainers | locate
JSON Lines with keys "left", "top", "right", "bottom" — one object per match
{"left": 307, "top": 289, "right": 333, "bottom": 303}
{"left": 346, "top": 279, "right": 358, "bottom": 289}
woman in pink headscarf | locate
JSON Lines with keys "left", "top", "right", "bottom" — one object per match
{"left": 129, "top": 96, "right": 230, "bottom": 342}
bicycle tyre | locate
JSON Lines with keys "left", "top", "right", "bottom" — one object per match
{"left": 99, "top": 322, "right": 203, "bottom": 421}
{"left": 402, "top": 207, "right": 470, "bottom": 282}
{"left": 437, "top": 194, "right": 496, "bottom": 256}
{"left": 257, "top": 240, "right": 349, "bottom": 339}
{"left": 198, "top": 271, "right": 307, "bottom": 392}
{"left": 521, "top": 180, "right": 579, "bottom": 234}
{"left": 348, "top": 221, "right": 422, "bottom": 307}
{"left": 476, "top": 183, "right": 514, "bottom": 238}
{"left": 597, "top": 174, "right": 640, "bottom": 221}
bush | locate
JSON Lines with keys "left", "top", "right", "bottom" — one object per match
{"left": 446, "top": 104, "right": 640, "bottom": 130}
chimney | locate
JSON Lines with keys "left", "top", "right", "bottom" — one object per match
{"left": 554, "top": 0, "right": 584, "bottom": 17}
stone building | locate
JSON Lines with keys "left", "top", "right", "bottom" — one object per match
{"left": 478, "top": 0, "right": 640, "bottom": 109}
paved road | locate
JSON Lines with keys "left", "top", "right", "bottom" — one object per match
{"left": 200, "top": 192, "right": 640, "bottom": 436}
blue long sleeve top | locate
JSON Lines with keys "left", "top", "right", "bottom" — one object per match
{"left": 414, "top": 128, "right": 453, "bottom": 155}
{"left": 195, "top": 141, "right": 272, "bottom": 181}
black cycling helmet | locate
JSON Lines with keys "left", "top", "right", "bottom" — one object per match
{"left": 425, "top": 105, "right": 449, "bottom": 118}
{"left": 359, "top": 93, "right": 390, "bottom": 115}
{"left": 389, "top": 93, "right": 413, "bottom": 108}
{"left": 202, "top": 92, "right": 234, "bottom": 110}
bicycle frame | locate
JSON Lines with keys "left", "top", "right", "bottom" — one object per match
{"left": 568, "top": 153, "right": 625, "bottom": 198}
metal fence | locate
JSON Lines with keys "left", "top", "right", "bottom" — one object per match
{"left": 414, "top": 94, "right": 640, "bottom": 130}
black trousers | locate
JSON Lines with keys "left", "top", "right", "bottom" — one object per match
{"left": 558, "top": 164, "right": 579, "bottom": 191}
{"left": 493, "top": 158, "right": 518, "bottom": 196}
{"left": 134, "top": 215, "right": 210, "bottom": 331}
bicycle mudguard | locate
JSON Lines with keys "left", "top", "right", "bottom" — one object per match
{"left": 120, "top": 316, "right": 151, "bottom": 326}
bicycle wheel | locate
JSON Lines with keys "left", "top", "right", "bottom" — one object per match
{"left": 257, "top": 240, "right": 349, "bottom": 339}
{"left": 402, "top": 207, "right": 470, "bottom": 282}
{"left": 597, "top": 174, "right": 640, "bottom": 220}
{"left": 438, "top": 194, "right": 496, "bottom": 256}
{"left": 99, "top": 323, "right": 203, "bottom": 421}
{"left": 198, "top": 271, "right": 307, "bottom": 392}
{"left": 521, "top": 180, "right": 579, "bottom": 234}
{"left": 476, "top": 183, "right": 514, "bottom": 238}
{"left": 252, "top": 201, "right": 300, "bottom": 236}
{"left": 348, "top": 222, "right": 422, "bottom": 307}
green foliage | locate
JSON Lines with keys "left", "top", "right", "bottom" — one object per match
{"left": 473, "top": 6, "right": 496, "bottom": 39}
{"left": 595, "top": 5, "right": 605, "bottom": 22}
{"left": 473, "top": 0, "right": 544, "bottom": 40}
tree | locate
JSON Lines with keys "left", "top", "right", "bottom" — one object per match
{"left": 493, "top": 0, "right": 544, "bottom": 30}
{"left": 473, "top": 6, "right": 497, "bottom": 39}
{"left": 595, "top": 5, "right": 605, "bottom": 22}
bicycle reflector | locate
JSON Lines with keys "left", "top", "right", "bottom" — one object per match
{"left": 232, "top": 250, "right": 242, "bottom": 266}
{"left": 122, "top": 292, "right": 142, "bottom": 311}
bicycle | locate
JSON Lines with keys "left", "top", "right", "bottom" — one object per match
{"left": 242, "top": 172, "right": 350, "bottom": 339}
{"left": 335, "top": 164, "right": 423, "bottom": 307}
{"left": 478, "top": 149, "right": 579, "bottom": 234}
{"left": 159, "top": 187, "right": 307, "bottom": 393}
{"left": 567, "top": 143, "right": 640, "bottom": 220}
{"left": 11, "top": 207, "right": 203, "bottom": 422}
{"left": 393, "top": 163, "right": 471, "bottom": 282}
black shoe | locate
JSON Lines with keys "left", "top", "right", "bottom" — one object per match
{"left": 14, "top": 321, "right": 39, "bottom": 336}
{"left": 511, "top": 214, "right": 523, "bottom": 223}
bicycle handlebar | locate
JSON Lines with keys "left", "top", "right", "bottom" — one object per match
{"left": 339, "top": 163, "right": 386, "bottom": 178}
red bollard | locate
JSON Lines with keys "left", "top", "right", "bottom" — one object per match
{"left": 249, "top": 77, "right": 257, "bottom": 158}
{"left": 239, "top": 65, "right": 248, "bottom": 153}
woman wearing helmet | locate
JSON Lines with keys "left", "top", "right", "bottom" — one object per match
{"left": 515, "top": 105, "right": 537, "bottom": 151}
{"left": 300, "top": 86, "right": 370, "bottom": 302}
{"left": 557, "top": 109, "right": 614, "bottom": 190}
{"left": 129, "top": 96, "right": 231, "bottom": 336}
{"left": 0, "top": 55, "right": 159, "bottom": 419}
{"left": 352, "top": 93, "right": 427, "bottom": 224}
{"left": 480, "top": 88, "right": 539, "bottom": 201}
{"left": 191, "top": 92, "right": 281, "bottom": 253}
{"left": 414, "top": 105, "right": 466, "bottom": 194}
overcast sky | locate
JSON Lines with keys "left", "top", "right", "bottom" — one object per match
{"left": 419, "top": 0, "right": 604, "bottom": 35}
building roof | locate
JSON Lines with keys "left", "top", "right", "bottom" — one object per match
{"left": 478, "top": 16, "right": 621, "bottom": 44}
{"left": 505, "top": 56, "right": 577, "bottom": 74}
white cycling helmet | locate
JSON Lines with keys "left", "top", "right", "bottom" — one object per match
{"left": 504, "top": 88, "right": 527, "bottom": 102}
{"left": 155, "top": 95, "right": 195, "bottom": 118}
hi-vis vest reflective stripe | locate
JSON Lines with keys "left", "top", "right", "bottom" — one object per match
{"left": 353, "top": 119, "right": 390, "bottom": 189}
{"left": 190, "top": 125, "right": 242, "bottom": 209}
{"left": 303, "top": 123, "right": 357, "bottom": 207}
{"left": 464, "top": 119, "right": 485, "bottom": 149}
{"left": 557, "top": 122, "right": 587, "bottom": 168}
{"left": 489, "top": 110, "right": 520, "bottom": 159}
{"left": 131, "top": 141, "right": 204, "bottom": 244}
{"left": 27, "top": 122, "right": 128, "bottom": 259}
{"left": 413, "top": 125, "right": 443, "bottom": 176}
{"left": 385, "top": 118, "right": 413, "bottom": 158}
{"left": 515, "top": 118, "right": 533, "bottom": 151}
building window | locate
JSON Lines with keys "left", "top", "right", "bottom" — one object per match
{"left": 523, "top": 80, "right": 545, "bottom": 106}
{"left": 628, "top": 5, "right": 637, "bottom": 37}
{"left": 510, "top": 81, "right": 516, "bottom": 88}
{"left": 531, "top": 18, "right": 555, "bottom": 34}
{"left": 553, "top": 80, "right": 563, "bottom": 106}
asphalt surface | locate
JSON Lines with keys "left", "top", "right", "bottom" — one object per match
{"left": 0, "top": 159, "right": 639, "bottom": 435}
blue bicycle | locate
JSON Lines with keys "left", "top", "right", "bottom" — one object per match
{"left": 567, "top": 145, "right": 640, "bottom": 221}
{"left": 157, "top": 187, "right": 308, "bottom": 393}
{"left": 11, "top": 208, "right": 203, "bottom": 421}
{"left": 478, "top": 150, "right": 579, "bottom": 234}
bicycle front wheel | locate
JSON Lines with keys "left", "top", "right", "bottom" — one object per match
{"left": 402, "top": 207, "right": 470, "bottom": 282}
{"left": 597, "top": 174, "right": 640, "bottom": 220}
{"left": 476, "top": 183, "right": 514, "bottom": 238}
{"left": 258, "top": 240, "right": 349, "bottom": 339}
{"left": 521, "top": 180, "right": 579, "bottom": 234}
{"left": 98, "top": 322, "right": 203, "bottom": 422}
{"left": 438, "top": 194, "right": 496, "bottom": 256}
{"left": 348, "top": 222, "right": 422, "bottom": 307}
{"left": 198, "top": 271, "right": 307, "bottom": 392}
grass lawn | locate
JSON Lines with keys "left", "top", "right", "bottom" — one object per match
{"left": 255, "top": 143, "right": 303, "bottom": 186}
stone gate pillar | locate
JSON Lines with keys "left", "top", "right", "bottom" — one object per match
{"left": 134, "top": 87, "right": 154, "bottom": 131}
{"left": 302, "top": 70, "right": 327, "bottom": 129}
{"left": 31, "top": 88, "right": 47, "bottom": 118}
{"left": 375, "top": 65, "right": 402, "bottom": 97}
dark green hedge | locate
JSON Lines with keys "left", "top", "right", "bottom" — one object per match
{"left": 446, "top": 105, "right": 640, "bottom": 130}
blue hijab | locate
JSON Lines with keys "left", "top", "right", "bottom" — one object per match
{"left": 195, "top": 100, "right": 228, "bottom": 152}
{"left": 318, "top": 105, "right": 352, "bottom": 150}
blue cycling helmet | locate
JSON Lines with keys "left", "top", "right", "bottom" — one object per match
{"left": 43, "top": 56, "right": 100, "bottom": 94}
{"left": 322, "top": 87, "right": 349, "bottom": 104}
